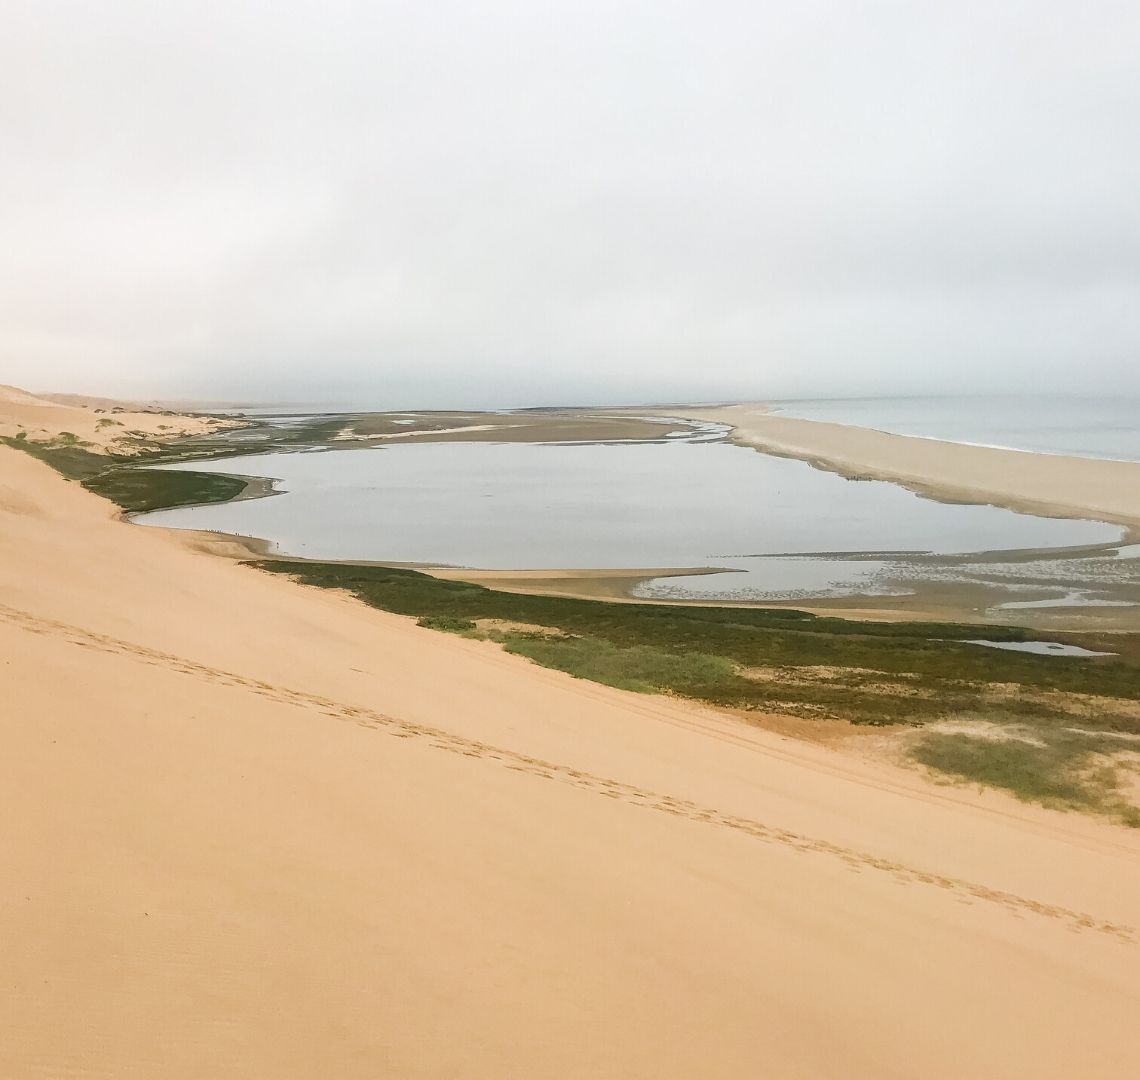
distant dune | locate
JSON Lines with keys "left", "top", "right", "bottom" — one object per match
{"left": 35, "top": 390, "right": 158, "bottom": 411}
{"left": 2, "top": 412, "right": 1140, "bottom": 1077}
{"left": 0, "top": 382, "right": 235, "bottom": 454}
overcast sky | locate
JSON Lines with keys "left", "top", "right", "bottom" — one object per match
{"left": 3, "top": 1, "right": 1139, "bottom": 407}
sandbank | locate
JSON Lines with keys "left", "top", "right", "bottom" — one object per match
{"left": 663, "top": 403, "right": 1140, "bottom": 529}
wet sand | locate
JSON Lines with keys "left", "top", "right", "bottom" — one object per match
{"left": 171, "top": 536, "right": 1140, "bottom": 628}
{"left": 420, "top": 564, "right": 1140, "bottom": 630}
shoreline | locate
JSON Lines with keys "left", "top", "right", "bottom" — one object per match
{"left": 659, "top": 404, "right": 1140, "bottom": 531}
{"left": 128, "top": 406, "right": 1140, "bottom": 628}
{"left": 138, "top": 402, "right": 1140, "bottom": 538}
{"left": 161, "top": 525, "right": 1140, "bottom": 629}
{"left": 120, "top": 471, "right": 282, "bottom": 522}
{"left": 117, "top": 401, "right": 1140, "bottom": 629}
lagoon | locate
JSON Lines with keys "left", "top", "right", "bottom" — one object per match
{"left": 137, "top": 436, "right": 1124, "bottom": 602}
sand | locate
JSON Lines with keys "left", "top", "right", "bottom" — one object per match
{"left": 346, "top": 411, "right": 690, "bottom": 443}
{"left": 669, "top": 403, "right": 1140, "bottom": 529}
{"left": 0, "top": 383, "right": 235, "bottom": 453}
{"left": 4, "top": 435, "right": 1140, "bottom": 1077}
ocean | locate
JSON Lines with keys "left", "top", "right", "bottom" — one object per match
{"left": 770, "top": 396, "right": 1140, "bottom": 463}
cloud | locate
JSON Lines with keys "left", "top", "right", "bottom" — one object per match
{"left": 2, "top": 1, "right": 1139, "bottom": 405}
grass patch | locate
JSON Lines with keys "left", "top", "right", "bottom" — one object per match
{"left": 913, "top": 729, "right": 1138, "bottom": 822}
{"left": 417, "top": 614, "right": 478, "bottom": 634}
{"left": 253, "top": 561, "right": 1140, "bottom": 719}
{"left": 4, "top": 413, "right": 361, "bottom": 515}
{"left": 1, "top": 436, "right": 108, "bottom": 479}
{"left": 502, "top": 634, "right": 737, "bottom": 695}
{"left": 253, "top": 559, "right": 1140, "bottom": 819}
{"left": 83, "top": 468, "right": 249, "bottom": 513}
{"left": 914, "top": 732, "right": 1094, "bottom": 806}
{"left": 2, "top": 435, "right": 250, "bottom": 512}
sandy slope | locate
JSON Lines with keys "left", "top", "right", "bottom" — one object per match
{"left": 670, "top": 404, "right": 1140, "bottom": 529}
{"left": 2, "top": 443, "right": 1140, "bottom": 1078}
{"left": 0, "top": 383, "right": 233, "bottom": 452}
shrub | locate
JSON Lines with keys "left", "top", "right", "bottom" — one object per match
{"left": 417, "top": 614, "right": 478, "bottom": 634}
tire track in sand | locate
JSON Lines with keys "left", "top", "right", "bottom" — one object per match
{"left": 2, "top": 600, "right": 1132, "bottom": 943}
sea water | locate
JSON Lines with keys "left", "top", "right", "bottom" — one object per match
{"left": 771, "top": 395, "right": 1140, "bottom": 463}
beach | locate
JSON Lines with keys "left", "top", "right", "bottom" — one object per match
{"left": 4, "top": 410, "right": 1140, "bottom": 1077}
{"left": 668, "top": 403, "right": 1140, "bottom": 530}
{"left": 8, "top": 3, "right": 1140, "bottom": 1073}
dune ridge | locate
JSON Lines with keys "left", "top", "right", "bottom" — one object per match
{"left": 0, "top": 382, "right": 234, "bottom": 452}
{"left": 3, "top": 434, "right": 1140, "bottom": 1077}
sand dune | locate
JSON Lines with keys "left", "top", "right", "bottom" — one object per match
{"left": 669, "top": 404, "right": 1140, "bottom": 530}
{"left": 0, "top": 383, "right": 234, "bottom": 452}
{"left": 3, "top": 441, "right": 1140, "bottom": 1077}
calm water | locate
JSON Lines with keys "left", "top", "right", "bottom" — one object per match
{"left": 772, "top": 396, "right": 1140, "bottom": 462}
{"left": 139, "top": 439, "right": 1123, "bottom": 601}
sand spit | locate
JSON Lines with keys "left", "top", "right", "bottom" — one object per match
{"left": 3, "top": 442, "right": 1140, "bottom": 1078}
{"left": 344, "top": 411, "right": 691, "bottom": 443}
{"left": 667, "top": 403, "right": 1140, "bottom": 530}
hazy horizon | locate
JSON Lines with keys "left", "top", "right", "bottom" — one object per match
{"left": 22, "top": 388, "right": 1140, "bottom": 415}
{"left": 4, "top": 2, "right": 1140, "bottom": 406}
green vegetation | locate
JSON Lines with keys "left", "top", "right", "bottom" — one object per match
{"left": 417, "top": 614, "right": 478, "bottom": 633}
{"left": 2, "top": 435, "right": 247, "bottom": 512}
{"left": 253, "top": 561, "right": 1140, "bottom": 710}
{"left": 84, "top": 468, "right": 249, "bottom": 513}
{"left": 253, "top": 560, "right": 1140, "bottom": 822}
{"left": 914, "top": 729, "right": 1140, "bottom": 819}
{"left": 3, "top": 413, "right": 348, "bottom": 514}
{"left": 1, "top": 436, "right": 107, "bottom": 479}
{"left": 504, "top": 635, "right": 737, "bottom": 694}
{"left": 8, "top": 420, "right": 1139, "bottom": 821}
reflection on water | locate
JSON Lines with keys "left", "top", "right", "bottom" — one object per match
{"left": 137, "top": 437, "right": 1126, "bottom": 602}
